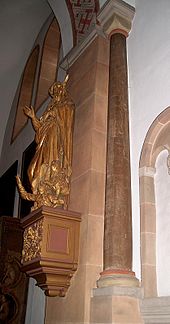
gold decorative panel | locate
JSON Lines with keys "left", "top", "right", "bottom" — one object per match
{"left": 22, "top": 218, "right": 43, "bottom": 262}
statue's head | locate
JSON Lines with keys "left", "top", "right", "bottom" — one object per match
{"left": 49, "top": 75, "right": 69, "bottom": 101}
{"left": 51, "top": 160, "right": 61, "bottom": 172}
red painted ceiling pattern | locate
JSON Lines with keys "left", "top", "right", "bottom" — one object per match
{"left": 66, "top": 0, "right": 99, "bottom": 45}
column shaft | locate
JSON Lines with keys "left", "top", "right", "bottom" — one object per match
{"left": 104, "top": 33, "right": 132, "bottom": 271}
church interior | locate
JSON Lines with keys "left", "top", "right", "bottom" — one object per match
{"left": 0, "top": 0, "right": 170, "bottom": 323}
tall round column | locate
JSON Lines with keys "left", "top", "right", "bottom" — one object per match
{"left": 104, "top": 31, "right": 132, "bottom": 272}
{"left": 97, "top": 2, "right": 138, "bottom": 287}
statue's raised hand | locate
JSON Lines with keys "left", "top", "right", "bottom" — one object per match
{"left": 23, "top": 106, "right": 35, "bottom": 119}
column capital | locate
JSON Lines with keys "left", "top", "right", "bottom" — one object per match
{"left": 97, "top": 0, "right": 135, "bottom": 37}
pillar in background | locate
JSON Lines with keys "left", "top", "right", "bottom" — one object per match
{"left": 97, "top": 0, "right": 138, "bottom": 288}
{"left": 104, "top": 31, "right": 132, "bottom": 272}
{"left": 90, "top": 2, "right": 143, "bottom": 323}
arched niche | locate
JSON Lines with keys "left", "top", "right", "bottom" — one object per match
{"left": 34, "top": 18, "right": 61, "bottom": 111}
{"left": 11, "top": 17, "right": 61, "bottom": 144}
{"left": 139, "top": 107, "right": 170, "bottom": 297}
{"left": 11, "top": 46, "right": 39, "bottom": 142}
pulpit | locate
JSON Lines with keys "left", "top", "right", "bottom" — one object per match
{"left": 21, "top": 206, "right": 81, "bottom": 297}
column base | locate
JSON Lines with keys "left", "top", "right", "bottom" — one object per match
{"left": 97, "top": 269, "right": 139, "bottom": 288}
{"left": 90, "top": 286, "right": 144, "bottom": 324}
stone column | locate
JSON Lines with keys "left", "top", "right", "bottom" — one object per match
{"left": 90, "top": 3, "right": 144, "bottom": 323}
{"left": 97, "top": 0, "right": 138, "bottom": 288}
{"left": 139, "top": 166, "right": 157, "bottom": 297}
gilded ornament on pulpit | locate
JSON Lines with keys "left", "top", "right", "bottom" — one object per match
{"left": 22, "top": 219, "right": 43, "bottom": 262}
{"left": 16, "top": 75, "right": 75, "bottom": 211}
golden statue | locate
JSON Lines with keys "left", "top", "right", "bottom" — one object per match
{"left": 16, "top": 75, "right": 75, "bottom": 211}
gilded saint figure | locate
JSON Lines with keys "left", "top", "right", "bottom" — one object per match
{"left": 16, "top": 75, "right": 75, "bottom": 211}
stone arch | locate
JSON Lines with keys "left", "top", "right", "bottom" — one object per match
{"left": 34, "top": 18, "right": 61, "bottom": 110}
{"left": 47, "top": 0, "right": 73, "bottom": 56}
{"left": 11, "top": 46, "right": 39, "bottom": 142}
{"left": 139, "top": 106, "right": 170, "bottom": 297}
{"left": 10, "top": 16, "right": 61, "bottom": 144}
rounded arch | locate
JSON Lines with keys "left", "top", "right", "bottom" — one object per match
{"left": 139, "top": 106, "right": 170, "bottom": 297}
{"left": 11, "top": 46, "right": 39, "bottom": 142}
{"left": 34, "top": 18, "right": 61, "bottom": 111}
{"left": 140, "top": 107, "right": 170, "bottom": 168}
{"left": 47, "top": 0, "right": 73, "bottom": 55}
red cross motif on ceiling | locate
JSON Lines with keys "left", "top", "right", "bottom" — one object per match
{"left": 66, "top": 0, "right": 99, "bottom": 45}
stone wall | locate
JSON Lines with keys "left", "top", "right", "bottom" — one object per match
{"left": 45, "top": 35, "right": 109, "bottom": 324}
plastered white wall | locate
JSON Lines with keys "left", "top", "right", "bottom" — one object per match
{"left": 25, "top": 278, "right": 45, "bottom": 324}
{"left": 127, "top": 0, "right": 170, "bottom": 279}
{"left": 0, "top": 0, "right": 51, "bottom": 158}
{"left": 0, "top": 13, "right": 54, "bottom": 177}
{"left": 155, "top": 150, "right": 170, "bottom": 296}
